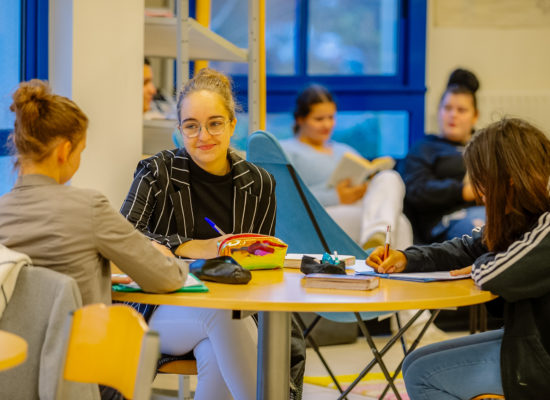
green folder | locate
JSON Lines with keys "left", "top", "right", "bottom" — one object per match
{"left": 112, "top": 273, "right": 209, "bottom": 293}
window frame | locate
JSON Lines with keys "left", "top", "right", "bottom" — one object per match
{"left": 0, "top": 0, "right": 48, "bottom": 156}
{"left": 222, "top": 0, "right": 427, "bottom": 150}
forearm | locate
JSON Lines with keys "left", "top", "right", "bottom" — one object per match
{"left": 404, "top": 227, "right": 486, "bottom": 272}
{"left": 174, "top": 236, "right": 225, "bottom": 259}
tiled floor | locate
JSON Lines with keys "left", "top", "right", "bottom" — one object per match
{"left": 151, "top": 330, "right": 469, "bottom": 399}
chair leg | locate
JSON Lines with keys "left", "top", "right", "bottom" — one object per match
{"left": 337, "top": 310, "right": 426, "bottom": 400}
{"left": 293, "top": 313, "right": 348, "bottom": 398}
{"left": 179, "top": 375, "right": 191, "bottom": 400}
{"left": 470, "top": 305, "right": 479, "bottom": 334}
{"left": 355, "top": 313, "right": 402, "bottom": 400}
{"left": 394, "top": 313, "right": 408, "bottom": 355}
{"left": 378, "top": 310, "right": 441, "bottom": 399}
{"left": 479, "top": 304, "right": 488, "bottom": 332}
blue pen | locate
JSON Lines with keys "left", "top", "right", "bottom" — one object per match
{"left": 204, "top": 217, "right": 226, "bottom": 235}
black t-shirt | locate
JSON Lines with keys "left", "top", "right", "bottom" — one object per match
{"left": 188, "top": 156, "right": 233, "bottom": 239}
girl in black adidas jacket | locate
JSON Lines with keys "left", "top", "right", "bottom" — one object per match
{"left": 368, "top": 117, "right": 550, "bottom": 399}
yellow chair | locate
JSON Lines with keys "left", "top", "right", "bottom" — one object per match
{"left": 471, "top": 395, "right": 505, "bottom": 400}
{"left": 158, "top": 359, "right": 198, "bottom": 400}
{"left": 55, "top": 304, "right": 160, "bottom": 400}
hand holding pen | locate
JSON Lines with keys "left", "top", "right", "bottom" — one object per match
{"left": 365, "top": 225, "right": 408, "bottom": 273}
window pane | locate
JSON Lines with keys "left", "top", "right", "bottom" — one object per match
{"left": 308, "top": 0, "right": 398, "bottom": 75}
{"left": 0, "top": 0, "right": 21, "bottom": 195}
{"left": 209, "top": 0, "right": 296, "bottom": 75}
{"left": 233, "top": 111, "right": 408, "bottom": 160}
{"left": 330, "top": 111, "right": 408, "bottom": 159}
{"left": 230, "top": 112, "right": 295, "bottom": 152}
{"left": 0, "top": 1, "right": 21, "bottom": 130}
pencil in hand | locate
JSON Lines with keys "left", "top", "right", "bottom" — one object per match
{"left": 383, "top": 225, "right": 391, "bottom": 261}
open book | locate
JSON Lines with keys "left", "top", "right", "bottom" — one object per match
{"left": 302, "top": 273, "right": 379, "bottom": 290}
{"left": 327, "top": 153, "right": 395, "bottom": 187}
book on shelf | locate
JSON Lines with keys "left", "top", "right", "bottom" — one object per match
{"left": 302, "top": 273, "right": 379, "bottom": 291}
{"left": 327, "top": 153, "right": 396, "bottom": 187}
{"left": 284, "top": 253, "right": 356, "bottom": 268}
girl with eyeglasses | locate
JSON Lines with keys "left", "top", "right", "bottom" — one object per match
{"left": 121, "top": 68, "right": 304, "bottom": 400}
{"left": 368, "top": 118, "right": 550, "bottom": 399}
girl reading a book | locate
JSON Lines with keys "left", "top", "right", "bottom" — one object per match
{"left": 401, "top": 68, "right": 485, "bottom": 243}
{"left": 0, "top": 80, "right": 188, "bottom": 399}
{"left": 281, "top": 84, "right": 413, "bottom": 250}
{"left": 368, "top": 117, "right": 550, "bottom": 399}
{"left": 121, "top": 68, "right": 305, "bottom": 400}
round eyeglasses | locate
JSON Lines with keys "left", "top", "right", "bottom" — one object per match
{"left": 179, "top": 118, "right": 230, "bottom": 138}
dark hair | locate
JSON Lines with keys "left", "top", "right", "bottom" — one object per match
{"left": 464, "top": 118, "right": 550, "bottom": 252}
{"left": 144, "top": 57, "right": 151, "bottom": 66}
{"left": 9, "top": 79, "right": 88, "bottom": 168}
{"left": 293, "top": 84, "right": 335, "bottom": 134}
{"left": 440, "top": 68, "right": 480, "bottom": 112}
{"left": 176, "top": 68, "right": 237, "bottom": 126}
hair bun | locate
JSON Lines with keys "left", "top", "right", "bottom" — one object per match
{"left": 447, "top": 68, "right": 479, "bottom": 93}
{"left": 10, "top": 79, "right": 51, "bottom": 119}
{"left": 194, "top": 67, "right": 232, "bottom": 88}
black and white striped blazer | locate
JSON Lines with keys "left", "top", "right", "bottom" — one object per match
{"left": 121, "top": 147, "right": 277, "bottom": 248}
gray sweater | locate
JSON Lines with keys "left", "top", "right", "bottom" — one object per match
{"left": 0, "top": 174, "right": 187, "bottom": 305}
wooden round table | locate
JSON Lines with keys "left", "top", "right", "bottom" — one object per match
{"left": 0, "top": 330, "right": 27, "bottom": 372}
{"left": 113, "top": 269, "right": 496, "bottom": 400}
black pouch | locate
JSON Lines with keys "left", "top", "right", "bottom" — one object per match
{"left": 190, "top": 256, "right": 252, "bottom": 284}
{"left": 299, "top": 255, "right": 346, "bottom": 275}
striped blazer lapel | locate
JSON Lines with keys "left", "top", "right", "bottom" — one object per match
{"left": 230, "top": 151, "right": 258, "bottom": 233}
{"left": 167, "top": 149, "right": 195, "bottom": 238}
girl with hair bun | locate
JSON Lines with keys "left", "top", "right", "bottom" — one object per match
{"left": 401, "top": 68, "right": 486, "bottom": 243}
{"left": 121, "top": 68, "right": 304, "bottom": 400}
{"left": 0, "top": 79, "right": 187, "bottom": 398}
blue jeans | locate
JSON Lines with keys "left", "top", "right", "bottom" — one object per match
{"left": 431, "top": 206, "right": 485, "bottom": 241}
{"left": 403, "top": 329, "right": 504, "bottom": 400}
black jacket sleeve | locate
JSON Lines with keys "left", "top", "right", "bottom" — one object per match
{"left": 404, "top": 227, "right": 487, "bottom": 272}
{"left": 472, "top": 213, "right": 550, "bottom": 302}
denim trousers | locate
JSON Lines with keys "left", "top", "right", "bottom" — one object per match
{"left": 403, "top": 329, "right": 504, "bottom": 400}
{"left": 431, "top": 205, "right": 486, "bottom": 242}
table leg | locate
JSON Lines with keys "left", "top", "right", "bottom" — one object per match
{"left": 257, "top": 311, "right": 290, "bottom": 400}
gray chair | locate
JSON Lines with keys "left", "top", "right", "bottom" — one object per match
{"left": 0, "top": 266, "right": 99, "bottom": 400}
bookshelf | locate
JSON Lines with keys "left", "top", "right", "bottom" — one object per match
{"left": 143, "top": 0, "right": 265, "bottom": 155}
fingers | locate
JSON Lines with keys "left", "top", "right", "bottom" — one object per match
{"left": 368, "top": 249, "right": 407, "bottom": 274}
{"left": 366, "top": 246, "right": 385, "bottom": 267}
{"left": 111, "top": 274, "right": 132, "bottom": 284}
{"left": 449, "top": 266, "right": 472, "bottom": 276}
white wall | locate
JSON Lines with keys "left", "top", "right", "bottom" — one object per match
{"left": 426, "top": 0, "right": 550, "bottom": 133}
{"left": 49, "top": 0, "right": 144, "bottom": 208}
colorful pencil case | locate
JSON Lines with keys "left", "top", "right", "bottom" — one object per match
{"left": 217, "top": 234, "right": 288, "bottom": 270}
